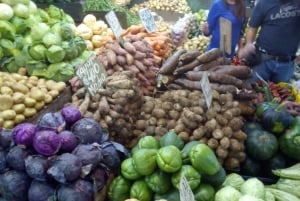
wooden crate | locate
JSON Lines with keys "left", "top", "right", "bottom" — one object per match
{"left": 27, "top": 86, "right": 72, "bottom": 124}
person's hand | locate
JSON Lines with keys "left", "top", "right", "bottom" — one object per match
{"left": 201, "top": 22, "right": 209, "bottom": 35}
{"left": 238, "top": 43, "right": 256, "bottom": 59}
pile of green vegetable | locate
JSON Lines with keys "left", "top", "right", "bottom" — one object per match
{"left": 0, "top": 0, "right": 91, "bottom": 81}
{"left": 108, "top": 131, "right": 223, "bottom": 201}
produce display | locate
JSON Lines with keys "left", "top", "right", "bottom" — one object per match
{"left": 0, "top": 1, "right": 90, "bottom": 82}
{"left": 108, "top": 134, "right": 219, "bottom": 201}
{"left": 0, "top": 106, "right": 129, "bottom": 201}
{"left": 130, "top": 0, "right": 191, "bottom": 14}
{"left": 177, "top": 35, "right": 210, "bottom": 52}
{"left": 75, "top": 14, "right": 114, "bottom": 54}
{"left": 0, "top": 71, "right": 66, "bottom": 129}
{"left": 121, "top": 25, "right": 174, "bottom": 60}
{"left": 97, "top": 34, "right": 161, "bottom": 95}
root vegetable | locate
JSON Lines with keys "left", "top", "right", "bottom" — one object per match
{"left": 174, "top": 78, "right": 202, "bottom": 90}
{"left": 148, "top": 117, "right": 157, "bottom": 126}
{"left": 152, "top": 108, "right": 166, "bottom": 118}
{"left": 183, "top": 108, "right": 203, "bottom": 122}
{"left": 174, "top": 122, "right": 185, "bottom": 133}
{"left": 181, "top": 116, "right": 198, "bottom": 129}
{"left": 192, "top": 126, "right": 206, "bottom": 139}
{"left": 116, "top": 55, "right": 127, "bottom": 65}
{"left": 178, "top": 131, "right": 190, "bottom": 142}
{"left": 213, "top": 65, "right": 252, "bottom": 79}
{"left": 219, "top": 137, "right": 230, "bottom": 149}
{"left": 205, "top": 118, "right": 217, "bottom": 132}
{"left": 123, "top": 41, "right": 136, "bottom": 54}
{"left": 155, "top": 126, "right": 168, "bottom": 136}
{"left": 178, "top": 50, "right": 201, "bottom": 65}
{"left": 173, "top": 103, "right": 183, "bottom": 112}
{"left": 222, "top": 126, "right": 233, "bottom": 138}
{"left": 216, "top": 114, "right": 228, "bottom": 126}
{"left": 224, "top": 157, "right": 240, "bottom": 171}
{"left": 216, "top": 147, "right": 229, "bottom": 160}
{"left": 205, "top": 108, "right": 217, "bottom": 120}
{"left": 210, "top": 83, "right": 238, "bottom": 95}
{"left": 207, "top": 138, "right": 219, "bottom": 149}
{"left": 228, "top": 117, "right": 244, "bottom": 131}
{"left": 167, "top": 119, "right": 177, "bottom": 129}
{"left": 228, "top": 151, "right": 246, "bottom": 162}
{"left": 232, "top": 130, "right": 247, "bottom": 141}
{"left": 106, "top": 49, "right": 117, "bottom": 66}
{"left": 168, "top": 110, "right": 180, "bottom": 120}
{"left": 99, "top": 96, "right": 110, "bottom": 115}
{"left": 159, "top": 49, "right": 187, "bottom": 74}
{"left": 197, "top": 48, "right": 223, "bottom": 63}
{"left": 194, "top": 56, "right": 231, "bottom": 71}
{"left": 145, "top": 126, "right": 156, "bottom": 135}
{"left": 212, "top": 128, "right": 224, "bottom": 139}
{"left": 229, "top": 139, "right": 243, "bottom": 152}
{"left": 78, "top": 93, "right": 90, "bottom": 115}
{"left": 174, "top": 59, "right": 201, "bottom": 75}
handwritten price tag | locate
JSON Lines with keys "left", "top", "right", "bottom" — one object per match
{"left": 105, "top": 11, "right": 123, "bottom": 39}
{"left": 139, "top": 8, "right": 157, "bottom": 33}
{"left": 200, "top": 71, "right": 212, "bottom": 109}
{"left": 76, "top": 54, "right": 107, "bottom": 96}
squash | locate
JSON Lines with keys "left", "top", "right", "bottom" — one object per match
{"left": 246, "top": 129, "right": 279, "bottom": 161}
{"left": 159, "top": 130, "right": 184, "bottom": 149}
{"left": 261, "top": 103, "right": 293, "bottom": 134}
{"left": 242, "top": 121, "right": 263, "bottom": 135}
{"left": 240, "top": 157, "right": 262, "bottom": 177}
{"left": 279, "top": 116, "right": 300, "bottom": 160}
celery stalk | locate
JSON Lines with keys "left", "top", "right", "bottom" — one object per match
{"left": 272, "top": 164, "right": 300, "bottom": 180}
{"left": 266, "top": 187, "right": 300, "bottom": 201}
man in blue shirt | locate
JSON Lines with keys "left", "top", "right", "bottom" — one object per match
{"left": 238, "top": 0, "right": 300, "bottom": 83}
{"left": 201, "top": 0, "right": 246, "bottom": 58}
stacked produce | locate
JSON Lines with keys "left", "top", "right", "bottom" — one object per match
{"left": 108, "top": 133, "right": 220, "bottom": 201}
{"left": 121, "top": 25, "right": 173, "bottom": 60}
{"left": 0, "top": 106, "right": 129, "bottom": 201}
{"left": 130, "top": 0, "right": 191, "bottom": 14}
{"left": 215, "top": 163, "right": 300, "bottom": 201}
{"left": 0, "top": 71, "right": 66, "bottom": 129}
{"left": 97, "top": 34, "right": 161, "bottom": 95}
{"left": 195, "top": 9, "right": 208, "bottom": 26}
{"left": 75, "top": 14, "right": 114, "bottom": 54}
{"left": 0, "top": 1, "right": 90, "bottom": 81}
{"left": 69, "top": 71, "right": 144, "bottom": 148}
{"left": 157, "top": 48, "right": 253, "bottom": 96}
{"left": 170, "top": 13, "right": 197, "bottom": 48}
{"left": 155, "top": 19, "right": 172, "bottom": 33}
{"left": 135, "top": 89, "right": 247, "bottom": 171}
{"left": 177, "top": 35, "right": 210, "bottom": 51}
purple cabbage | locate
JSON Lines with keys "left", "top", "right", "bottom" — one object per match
{"left": 71, "top": 118, "right": 102, "bottom": 144}
{"left": 101, "top": 141, "right": 121, "bottom": 173}
{"left": 0, "top": 129, "right": 13, "bottom": 149}
{"left": 87, "top": 166, "right": 110, "bottom": 190}
{"left": 47, "top": 153, "right": 82, "bottom": 183}
{"left": 61, "top": 106, "right": 82, "bottom": 125}
{"left": 6, "top": 145, "right": 30, "bottom": 171}
{"left": 33, "top": 130, "right": 61, "bottom": 156}
{"left": 56, "top": 179, "right": 94, "bottom": 201}
{"left": 28, "top": 180, "right": 54, "bottom": 201}
{"left": 12, "top": 123, "right": 37, "bottom": 147}
{"left": 72, "top": 143, "right": 103, "bottom": 176}
{"left": 25, "top": 155, "right": 49, "bottom": 181}
{"left": 0, "top": 151, "right": 8, "bottom": 173}
{"left": 59, "top": 130, "right": 78, "bottom": 152}
{"left": 0, "top": 170, "right": 31, "bottom": 201}
{"left": 37, "top": 112, "right": 66, "bottom": 132}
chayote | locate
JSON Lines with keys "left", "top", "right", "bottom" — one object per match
{"left": 156, "top": 145, "right": 182, "bottom": 173}
{"left": 108, "top": 175, "right": 131, "bottom": 201}
{"left": 121, "top": 158, "right": 142, "bottom": 180}
{"left": 138, "top": 135, "right": 160, "bottom": 150}
{"left": 145, "top": 169, "right": 172, "bottom": 194}
{"left": 171, "top": 165, "right": 201, "bottom": 190}
{"left": 130, "top": 180, "right": 153, "bottom": 201}
{"left": 132, "top": 148, "right": 157, "bottom": 176}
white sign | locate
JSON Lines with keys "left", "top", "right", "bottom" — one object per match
{"left": 179, "top": 174, "right": 195, "bottom": 201}
{"left": 105, "top": 11, "right": 123, "bottom": 39}
{"left": 200, "top": 72, "right": 212, "bottom": 109}
{"left": 76, "top": 54, "right": 107, "bottom": 96}
{"left": 138, "top": 8, "right": 157, "bottom": 33}
{"left": 219, "top": 17, "right": 232, "bottom": 55}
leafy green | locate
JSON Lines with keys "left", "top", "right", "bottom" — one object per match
{"left": 45, "top": 45, "right": 65, "bottom": 63}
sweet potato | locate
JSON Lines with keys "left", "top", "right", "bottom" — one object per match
{"left": 116, "top": 55, "right": 127, "bottom": 66}
{"left": 132, "top": 41, "right": 150, "bottom": 53}
{"left": 125, "top": 53, "right": 134, "bottom": 65}
{"left": 134, "top": 51, "right": 147, "bottom": 60}
{"left": 134, "top": 60, "right": 146, "bottom": 72}
{"left": 123, "top": 41, "right": 136, "bottom": 54}
{"left": 178, "top": 49, "right": 201, "bottom": 65}
{"left": 197, "top": 48, "right": 222, "bottom": 63}
{"left": 159, "top": 49, "right": 187, "bottom": 75}
{"left": 106, "top": 49, "right": 117, "bottom": 66}
{"left": 107, "top": 42, "right": 128, "bottom": 56}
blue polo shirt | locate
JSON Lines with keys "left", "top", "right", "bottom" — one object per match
{"left": 206, "top": 0, "right": 245, "bottom": 58}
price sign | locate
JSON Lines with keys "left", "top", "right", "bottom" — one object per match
{"left": 220, "top": 17, "right": 232, "bottom": 55}
{"left": 200, "top": 72, "right": 212, "bottom": 109}
{"left": 179, "top": 174, "right": 195, "bottom": 201}
{"left": 138, "top": 8, "right": 157, "bottom": 33}
{"left": 76, "top": 54, "right": 107, "bottom": 96}
{"left": 105, "top": 11, "right": 123, "bottom": 39}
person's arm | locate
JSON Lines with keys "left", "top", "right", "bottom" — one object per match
{"left": 245, "top": 27, "right": 258, "bottom": 44}
{"left": 237, "top": 27, "right": 257, "bottom": 58}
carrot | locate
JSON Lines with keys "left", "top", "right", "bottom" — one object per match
{"left": 159, "top": 49, "right": 187, "bottom": 75}
{"left": 173, "top": 59, "right": 201, "bottom": 75}
{"left": 197, "top": 48, "right": 223, "bottom": 63}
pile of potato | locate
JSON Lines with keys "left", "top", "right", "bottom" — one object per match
{"left": 69, "top": 71, "right": 144, "bottom": 147}
{"left": 97, "top": 34, "right": 161, "bottom": 95}
{"left": 0, "top": 71, "right": 66, "bottom": 129}
{"left": 75, "top": 14, "right": 114, "bottom": 54}
{"left": 135, "top": 89, "right": 247, "bottom": 171}
{"left": 177, "top": 35, "right": 210, "bottom": 52}
{"left": 130, "top": 0, "right": 191, "bottom": 14}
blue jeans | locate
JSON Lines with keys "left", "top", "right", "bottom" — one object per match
{"left": 248, "top": 59, "right": 295, "bottom": 83}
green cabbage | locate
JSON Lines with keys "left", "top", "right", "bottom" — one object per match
{"left": 30, "top": 22, "right": 50, "bottom": 41}
{"left": 240, "top": 178, "right": 265, "bottom": 199}
{"left": 222, "top": 173, "right": 245, "bottom": 190}
{"left": 0, "top": 20, "right": 16, "bottom": 40}
{"left": 0, "top": 3, "right": 14, "bottom": 21}
{"left": 29, "top": 44, "right": 47, "bottom": 61}
{"left": 215, "top": 186, "right": 241, "bottom": 201}
{"left": 45, "top": 45, "right": 65, "bottom": 63}
{"left": 13, "top": 3, "right": 29, "bottom": 18}
{"left": 11, "top": 16, "right": 28, "bottom": 34}
{"left": 42, "top": 32, "right": 62, "bottom": 47}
